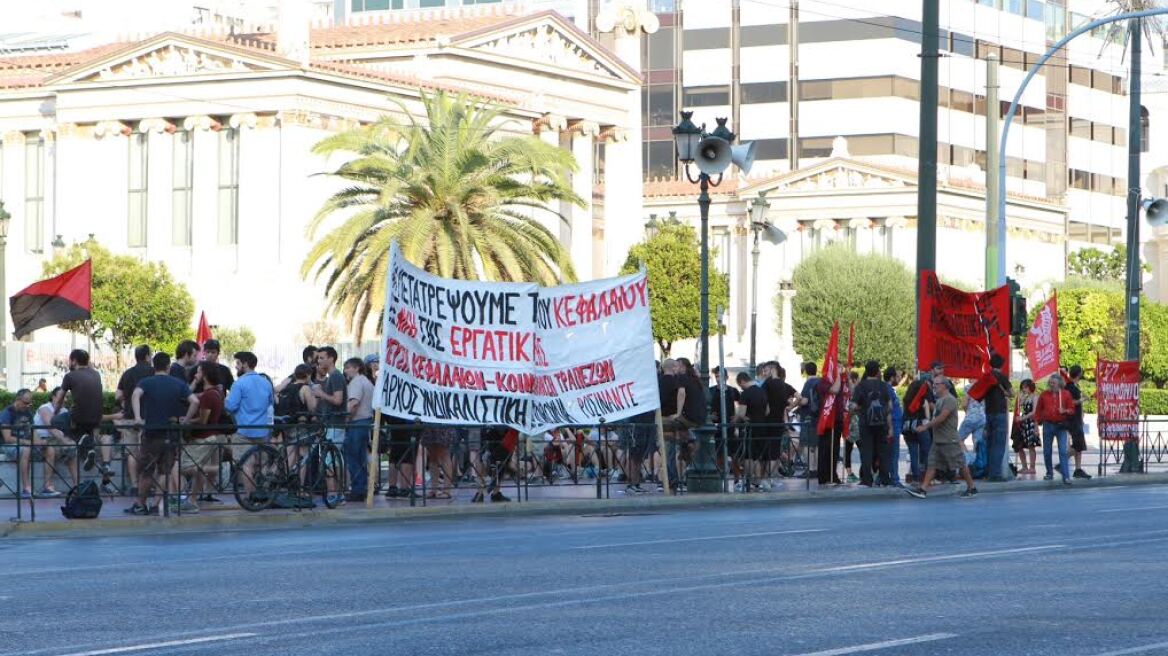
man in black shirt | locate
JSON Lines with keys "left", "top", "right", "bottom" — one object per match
{"left": 110, "top": 345, "right": 152, "bottom": 489}
{"left": 170, "top": 340, "right": 199, "bottom": 382}
{"left": 982, "top": 353, "right": 1013, "bottom": 481}
{"left": 735, "top": 371, "right": 768, "bottom": 490}
{"left": 848, "top": 360, "right": 893, "bottom": 486}
{"left": 710, "top": 366, "right": 740, "bottom": 472}
{"left": 1065, "top": 364, "right": 1092, "bottom": 479}
{"left": 759, "top": 362, "right": 797, "bottom": 482}
{"left": 202, "top": 340, "right": 235, "bottom": 392}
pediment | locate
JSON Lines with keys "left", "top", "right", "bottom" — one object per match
{"left": 49, "top": 34, "right": 290, "bottom": 85}
{"left": 749, "top": 158, "right": 917, "bottom": 195}
{"left": 456, "top": 17, "right": 637, "bottom": 84}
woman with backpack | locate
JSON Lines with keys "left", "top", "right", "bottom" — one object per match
{"left": 847, "top": 361, "right": 893, "bottom": 487}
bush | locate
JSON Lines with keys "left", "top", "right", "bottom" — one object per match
{"left": 790, "top": 247, "right": 914, "bottom": 370}
{"left": 0, "top": 391, "right": 118, "bottom": 414}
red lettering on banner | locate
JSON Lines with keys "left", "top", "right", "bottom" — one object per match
{"left": 1025, "top": 294, "right": 1060, "bottom": 380}
{"left": 449, "top": 326, "right": 533, "bottom": 362}
{"left": 549, "top": 279, "right": 650, "bottom": 329}
{"left": 552, "top": 359, "right": 617, "bottom": 393}
{"left": 918, "top": 271, "right": 1011, "bottom": 378}
{"left": 395, "top": 308, "right": 418, "bottom": 339}
{"left": 1096, "top": 359, "right": 1140, "bottom": 442}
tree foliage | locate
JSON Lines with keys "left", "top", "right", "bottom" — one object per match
{"left": 1067, "top": 245, "right": 1146, "bottom": 282}
{"left": 214, "top": 325, "right": 256, "bottom": 358}
{"left": 43, "top": 242, "right": 194, "bottom": 358}
{"left": 790, "top": 247, "right": 914, "bottom": 369}
{"left": 620, "top": 223, "right": 729, "bottom": 356}
{"left": 303, "top": 90, "right": 583, "bottom": 341}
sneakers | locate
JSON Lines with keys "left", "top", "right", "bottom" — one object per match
{"left": 959, "top": 487, "right": 979, "bottom": 499}
{"left": 471, "top": 491, "right": 484, "bottom": 503}
{"left": 1073, "top": 468, "right": 1092, "bottom": 480}
{"left": 101, "top": 482, "right": 118, "bottom": 495}
{"left": 124, "top": 503, "right": 150, "bottom": 516}
{"left": 1062, "top": 478, "right": 1073, "bottom": 486}
{"left": 490, "top": 491, "right": 511, "bottom": 502}
{"left": 904, "top": 486, "right": 927, "bottom": 499}
{"left": 846, "top": 473, "right": 859, "bottom": 484}
{"left": 384, "top": 486, "right": 400, "bottom": 498}
{"left": 1043, "top": 473, "right": 1053, "bottom": 481}
{"left": 36, "top": 488, "right": 62, "bottom": 498}
{"left": 624, "top": 484, "right": 645, "bottom": 495}
{"left": 198, "top": 494, "right": 224, "bottom": 504}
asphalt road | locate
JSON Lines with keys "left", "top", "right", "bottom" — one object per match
{"left": 5, "top": 485, "right": 1168, "bottom": 656}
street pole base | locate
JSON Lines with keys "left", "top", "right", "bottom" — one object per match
{"left": 686, "top": 471, "right": 723, "bottom": 494}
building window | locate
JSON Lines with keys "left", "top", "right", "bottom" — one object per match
{"left": 128, "top": 132, "right": 148, "bottom": 248}
{"left": 24, "top": 137, "right": 43, "bottom": 254}
{"left": 217, "top": 127, "right": 239, "bottom": 246}
{"left": 418, "top": 0, "right": 445, "bottom": 7}
{"left": 683, "top": 86, "right": 730, "bottom": 107}
{"left": 351, "top": 0, "right": 399, "bottom": 9}
{"left": 172, "top": 131, "right": 193, "bottom": 247}
{"left": 1141, "top": 106, "right": 1150, "bottom": 153}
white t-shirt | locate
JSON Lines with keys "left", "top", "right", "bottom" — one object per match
{"left": 33, "top": 402, "right": 58, "bottom": 436}
{"left": 346, "top": 375, "right": 374, "bottom": 421}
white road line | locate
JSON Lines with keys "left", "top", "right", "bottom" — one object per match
{"left": 53, "top": 633, "right": 256, "bottom": 656}
{"left": 572, "top": 529, "right": 826, "bottom": 549}
{"left": 809, "top": 545, "right": 1062, "bottom": 573}
{"left": 1088, "top": 641, "right": 1168, "bottom": 656}
{"left": 1098, "top": 504, "right": 1168, "bottom": 513}
{"left": 787, "top": 633, "right": 958, "bottom": 656}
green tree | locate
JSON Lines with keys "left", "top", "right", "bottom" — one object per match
{"left": 1142, "top": 302, "right": 1168, "bottom": 388}
{"left": 1033, "top": 285, "right": 1162, "bottom": 381}
{"left": 620, "top": 223, "right": 729, "bottom": 356}
{"left": 214, "top": 325, "right": 256, "bottom": 358}
{"left": 303, "top": 90, "right": 583, "bottom": 340}
{"left": 790, "top": 247, "right": 915, "bottom": 369}
{"left": 1067, "top": 245, "right": 1147, "bottom": 282}
{"left": 44, "top": 242, "right": 194, "bottom": 362}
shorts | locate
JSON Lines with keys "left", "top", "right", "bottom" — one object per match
{"left": 181, "top": 435, "right": 227, "bottom": 471}
{"left": 325, "top": 427, "right": 345, "bottom": 445}
{"left": 282, "top": 424, "right": 319, "bottom": 448}
{"left": 71, "top": 420, "right": 101, "bottom": 440}
{"left": 1069, "top": 423, "right": 1087, "bottom": 453}
{"left": 139, "top": 434, "right": 179, "bottom": 476}
{"left": 383, "top": 426, "right": 418, "bottom": 464}
{"left": 928, "top": 441, "right": 966, "bottom": 472}
{"left": 37, "top": 432, "right": 77, "bottom": 460}
{"left": 230, "top": 436, "right": 269, "bottom": 460}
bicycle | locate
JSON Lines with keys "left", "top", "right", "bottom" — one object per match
{"left": 231, "top": 418, "right": 347, "bottom": 512}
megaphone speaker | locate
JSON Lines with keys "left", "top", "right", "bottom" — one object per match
{"left": 1146, "top": 198, "right": 1168, "bottom": 227}
{"left": 731, "top": 141, "right": 757, "bottom": 175}
{"left": 695, "top": 136, "right": 732, "bottom": 175}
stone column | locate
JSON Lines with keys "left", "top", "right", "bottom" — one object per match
{"left": 534, "top": 113, "right": 568, "bottom": 243}
{"left": 567, "top": 120, "right": 598, "bottom": 281}
{"left": 140, "top": 118, "right": 176, "bottom": 259}
{"left": 183, "top": 115, "right": 220, "bottom": 259}
{"left": 596, "top": 1, "right": 655, "bottom": 277}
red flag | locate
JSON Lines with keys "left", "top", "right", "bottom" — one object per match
{"left": 1025, "top": 293, "right": 1059, "bottom": 381}
{"left": 817, "top": 323, "right": 841, "bottom": 435}
{"left": 841, "top": 323, "right": 856, "bottom": 439}
{"left": 196, "top": 312, "right": 213, "bottom": 359}
{"left": 917, "top": 270, "right": 1012, "bottom": 378}
{"left": 10, "top": 260, "right": 92, "bottom": 338}
{"left": 1095, "top": 359, "right": 1140, "bottom": 442}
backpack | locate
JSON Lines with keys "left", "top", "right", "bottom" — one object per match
{"left": 865, "top": 387, "right": 887, "bottom": 427}
{"left": 61, "top": 480, "right": 102, "bottom": 519}
{"left": 804, "top": 378, "right": 821, "bottom": 417}
{"left": 275, "top": 382, "right": 307, "bottom": 421}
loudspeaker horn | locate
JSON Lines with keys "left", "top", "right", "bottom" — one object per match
{"left": 731, "top": 141, "right": 757, "bottom": 175}
{"left": 760, "top": 222, "right": 786, "bottom": 245}
{"left": 1144, "top": 197, "right": 1168, "bottom": 227}
{"left": 695, "top": 136, "right": 732, "bottom": 175}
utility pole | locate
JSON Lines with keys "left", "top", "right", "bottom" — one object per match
{"left": 985, "top": 52, "right": 1001, "bottom": 290}
{"left": 916, "top": 0, "right": 939, "bottom": 366}
{"left": 1123, "top": 18, "right": 1143, "bottom": 473}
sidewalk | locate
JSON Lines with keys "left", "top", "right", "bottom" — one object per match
{"left": 7, "top": 470, "right": 1168, "bottom": 539}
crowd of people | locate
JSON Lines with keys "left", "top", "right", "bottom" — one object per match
{"left": 0, "top": 340, "right": 1100, "bottom": 511}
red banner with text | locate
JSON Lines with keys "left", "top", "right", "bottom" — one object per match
{"left": 917, "top": 271, "right": 1012, "bottom": 378}
{"left": 1025, "top": 293, "right": 1060, "bottom": 381}
{"left": 1096, "top": 359, "right": 1140, "bottom": 442}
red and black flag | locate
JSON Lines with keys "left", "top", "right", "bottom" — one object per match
{"left": 10, "top": 260, "right": 92, "bottom": 338}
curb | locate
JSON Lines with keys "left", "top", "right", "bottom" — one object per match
{"left": 6, "top": 472, "right": 1168, "bottom": 540}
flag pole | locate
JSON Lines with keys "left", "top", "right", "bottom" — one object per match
{"left": 365, "top": 410, "right": 383, "bottom": 509}
{"left": 655, "top": 408, "right": 670, "bottom": 496}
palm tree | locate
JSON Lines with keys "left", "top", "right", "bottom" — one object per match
{"left": 302, "top": 90, "right": 584, "bottom": 340}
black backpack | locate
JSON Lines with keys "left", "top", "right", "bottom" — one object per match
{"left": 61, "top": 480, "right": 102, "bottom": 519}
{"left": 275, "top": 382, "right": 307, "bottom": 421}
{"left": 865, "top": 388, "right": 888, "bottom": 427}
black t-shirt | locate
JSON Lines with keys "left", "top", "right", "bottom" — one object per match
{"left": 983, "top": 371, "right": 1012, "bottom": 414}
{"left": 762, "top": 378, "right": 796, "bottom": 421}
{"left": 169, "top": 362, "right": 192, "bottom": 383}
{"left": 680, "top": 376, "right": 706, "bottom": 424}
{"left": 117, "top": 362, "right": 154, "bottom": 419}
{"left": 738, "top": 385, "right": 768, "bottom": 422}
{"left": 214, "top": 363, "right": 235, "bottom": 391}
{"left": 61, "top": 367, "right": 104, "bottom": 425}
{"left": 136, "top": 374, "right": 192, "bottom": 439}
{"left": 852, "top": 377, "right": 891, "bottom": 426}
{"left": 659, "top": 374, "right": 680, "bottom": 416}
{"left": 1066, "top": 381, "right": 1084, "bottom": 420}
{"left": 709, "top": 384, "right": 740, "bottom": 423}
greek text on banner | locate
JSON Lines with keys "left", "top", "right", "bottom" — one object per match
{"left": 373, "top": 242, "right": 660, "bottom": 433}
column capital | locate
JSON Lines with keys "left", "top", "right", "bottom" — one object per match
{"left": 533, "top": 113, "right": 567, "bottom": 134}
{"left": 93, "top": 120, "right": 130, "bottom": 138}
{"left": 228, "top": 112, "right": 258, "bottom": 129}
{"left": 55, "top": 123, "right": 81, "bottom": 138}
{"left": 567, "top": 119, "right": 600, "bottom": 138}
{"left": 139, "top": 118, "right": 176, "bottom": 134}
{"left": 597, "top": 126, "right": 628, "bottom": 143}
{"left": 2, "top": 131, "right": 25, "bottom": 146}
{"left": 884, "top": 216, "right": 909, "bottom": 228}
{"left": 182, "top": 115, "right": 220, "bottom": 131}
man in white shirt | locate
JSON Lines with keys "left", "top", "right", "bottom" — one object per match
{"left": 343, "top": 357, "right": 375, "bottom": 502}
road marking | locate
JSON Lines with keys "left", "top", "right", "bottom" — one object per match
{"left": 809, "top": 545, "right": 1062, "bottom": 573}
{"left": 1098, "top": 504, "right": 1168, "bottom": 513}
{"left": 572, "top": 528, "right": 826, "bottom": 549}
{"left": 53, "top": 633, "right": 256, "bottom": 656}
{"left": 1088, "top": 641, "right": 1168, "bottom": 656}
{"left": 787, "top": 633, "right": 958, "bottom": 656}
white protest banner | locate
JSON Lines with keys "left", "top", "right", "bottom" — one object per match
{"left": 373, "top": 242, "right": 660, "bottom": 433}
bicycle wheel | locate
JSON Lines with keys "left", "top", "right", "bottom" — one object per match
{"left": 316, "top": 443, "right": 346, "bottom": 509}
{"left": 233, "top": 444, "right": 282, "bottom": 512}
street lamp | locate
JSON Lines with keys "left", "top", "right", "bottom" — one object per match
{"left": 0, "top": 201, "right": 11, "bottom": 390}
{"left": 51, "top": 234, "right": 65, "bottom": 257}
{"left": 672, "top": 112, "right": 755, "bottom": 493}
{"left": 748, "top": 192, "right": 786, "bottom": 374}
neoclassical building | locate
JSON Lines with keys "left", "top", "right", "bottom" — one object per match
{"left": 0, "top": 4, "right": 651, "bottom": 382}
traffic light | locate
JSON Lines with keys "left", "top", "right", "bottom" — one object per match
{"left": 1007, "top": 277, "right": 1027, "bottom": 337}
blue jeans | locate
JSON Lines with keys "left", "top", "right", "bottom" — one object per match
{"left": 344, "top": 418, "right": 373, "bottom": 495}
{"left": 985, "top": 413, "right": 1009, "bottom": 480}
{"left": 959, "top": 416, "right": 986, "bottom": 477}
{"left": 905, "top": 420, "right": 931, "bottom": 481}
{"left": 889, "top": 431, "right": 902, "bottom": 484}
{"left": 1042, "top": 422, "right": 1071, "bottom": 481}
